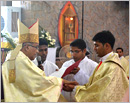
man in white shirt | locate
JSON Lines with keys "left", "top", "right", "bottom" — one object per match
{"left": 61, "top": 39, "right": 98, "bottom": 101}
{"left": 33, "top": 38, "right": 59, "bottom": 76}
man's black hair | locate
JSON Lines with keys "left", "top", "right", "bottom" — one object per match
{"left": 39, "top": 38, "right": 48, "bottom": 46}
{"left": 92, "top": 30, "right": 115, "bottom": 49}
{"left": 70, "top": 39, "right": 86, "bottom": 50}
{"left": 116, "top": 47, "right": 123, "bottom": 52}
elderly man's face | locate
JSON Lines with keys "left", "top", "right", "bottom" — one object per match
{"left": 27, "top": 43, "right": 39, "bottom": 60}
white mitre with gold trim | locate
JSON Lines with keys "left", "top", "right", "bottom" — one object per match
{"left": 17, "top": 19, "right": 39, "bottom": 44}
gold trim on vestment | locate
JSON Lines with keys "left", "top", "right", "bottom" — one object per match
{"left": 8, "top": 44, "right": 22, "bottom": 83}
{"left": 19, "top": 33, "right": 39, "bottom": 43}
{"left": 9, "top": 69, "right": 16, "bottom": 83}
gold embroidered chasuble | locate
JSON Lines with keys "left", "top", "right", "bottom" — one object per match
{"left": 125, "top": 55, "right": 129, "bottom": 61}
{"left": 75, "top": 53, "right": 129, "bottom": 102}
{"left": 120, "top": 56, "right": 129, "bottom": 77}
{"left": 2, "top": 45, "right": 63, "bottom": 102}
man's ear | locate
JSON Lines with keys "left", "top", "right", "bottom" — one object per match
{"left": 25, "top": 45, "right": 30, "bottom": 51}
{"left": 83, "top": 48, "right": 87, "bottom": 54}
{"left": 104, "top": 43, "right": 110, "bottom": 50}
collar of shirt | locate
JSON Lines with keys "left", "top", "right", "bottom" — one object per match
{"left": 80, "top": 56, "right": 88, "bottom": 63}
{"left": 120, "top": 56, "right": 124, "bottom": 59}
{"left": 99, "top": 51, "right": 113, "bottom": 62}
{"left": 72, "top": 56, "right": 87, "bottom": 63}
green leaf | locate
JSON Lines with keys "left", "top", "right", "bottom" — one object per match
{"left": 1, "top": 33, "right": 16, "bottom": 49}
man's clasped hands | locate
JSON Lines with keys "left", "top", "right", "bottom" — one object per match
{"left": 62, "top": 79, "right": 79, "bottom": 92}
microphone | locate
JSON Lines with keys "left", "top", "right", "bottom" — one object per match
{"left": 37, "top": 56, "right": 42, "bottom": 65}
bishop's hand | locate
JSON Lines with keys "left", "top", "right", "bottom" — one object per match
{"left": 62, "top": 79, "right": 79, "bottom": 92}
